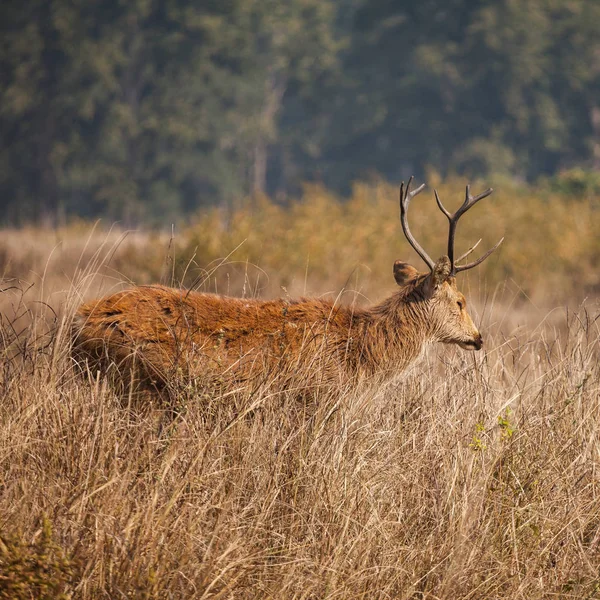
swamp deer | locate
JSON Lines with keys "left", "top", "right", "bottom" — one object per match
{"left": 73, "top": 179, "right": 503, "bottom": 396}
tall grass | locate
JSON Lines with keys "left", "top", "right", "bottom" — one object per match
{"left": 1, "top": 179, "right": 599, "bottom": 309}
{"left": 1, "top": 180, "right": 600, "bottom": 597}
{"left": 176, "top": 178, "right": 600, "bottom": 303}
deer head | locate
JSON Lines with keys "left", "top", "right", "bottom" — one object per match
{"left": 394, "top": 177, "right": 503, "bottom": 351}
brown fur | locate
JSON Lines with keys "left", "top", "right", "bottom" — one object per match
{"left": 72, "top": 256, "right": 483, "bottom": 396}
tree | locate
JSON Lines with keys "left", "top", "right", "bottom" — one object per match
{"left": 322, "top": 0, "right": 600, "bottom": 184}
{"left": 0, "top": 1, "right": 74, "bottom": 224}
{"left": 1, "top": 0, "right": 599, "bottom": 225}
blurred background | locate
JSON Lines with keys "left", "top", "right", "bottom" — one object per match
{"left": 1, "top": 0, "right": 599, "bottom": 225}
{"left": 0, "top": 0, "right": 599, "bottom": 308}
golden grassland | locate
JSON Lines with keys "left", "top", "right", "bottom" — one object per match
{"left": 1, "top": 180, "right": 600, "bottom": 598}
{"left": 1, "top": 177, "right": 599, "bottom": 307}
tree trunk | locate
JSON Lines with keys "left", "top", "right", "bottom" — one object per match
{"left": 252, "top": 140, "right": 268, "bottom": 196}
{"left": 251, "top": 72, "right": 286, "bottom": 196}
{"left": 592, "top": 106, "right": 600, "bottom": 171}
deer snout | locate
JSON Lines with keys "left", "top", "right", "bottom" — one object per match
{"left": 458, "top": 332, "right": 483, "bottom": 351}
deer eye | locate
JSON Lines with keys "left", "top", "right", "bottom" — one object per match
{"left": 457, "top": 300, "right": 464, "bottom": 310}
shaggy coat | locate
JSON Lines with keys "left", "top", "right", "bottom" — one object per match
{"left": 72, "top": 257, "right": 483, "bottom": 396}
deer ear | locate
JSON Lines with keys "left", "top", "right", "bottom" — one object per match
{"left": 431, "top": 256, "right": 452, "bottom": 289}
{"left": 393, "top": 261, "right": 419, "bottom": 286}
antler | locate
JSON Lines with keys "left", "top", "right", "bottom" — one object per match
{"left": 399, "top": 177, "right": 435, "bottom": 271}
{"left": 434, "top": 185, "right": 504, "bottom": 275}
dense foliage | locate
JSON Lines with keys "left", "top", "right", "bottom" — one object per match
{"left": 1, "top": 0, "right": 599, "bottom": 224}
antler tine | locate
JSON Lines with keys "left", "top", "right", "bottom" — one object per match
{"left": 434, "top": 189, "right": 451, "bottom": 219}
{"left": 434, "top": 188, "right": 459, "bottom": 266}
{"left": 455, "top": 239, "right": 482, "bottom": 263}
{"left": 454, "top": 237, "right": 504, "bottom": 273}
{"left": 399, "top": 177, "right": 435, "bottom": 271}
{"left": 435, "top": 184, "right": 499, "bottom": 274}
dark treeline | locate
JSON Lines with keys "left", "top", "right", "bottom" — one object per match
{"left": 1, "top": 0, "right": 599, "bottom": 225}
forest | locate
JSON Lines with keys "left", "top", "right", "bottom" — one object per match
{"left": 2, "top": 0, "right": 600, "bottom": 225}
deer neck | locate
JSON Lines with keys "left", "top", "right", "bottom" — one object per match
{"left": 361, "top": 290, "right": 433, "bottom": 375}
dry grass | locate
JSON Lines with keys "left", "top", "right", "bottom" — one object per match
{"left": 1, "top": 182, "right": 600, "bottom": 598}
{"left": 175, "top": 178, "right": 600, "bottom": 304}
{"left": 1, "top": 179, "right": 599, "bottom": 310}
{"left": 2, "top": 277, "right": 600, "bottom": 598}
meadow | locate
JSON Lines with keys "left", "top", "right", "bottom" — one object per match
{"left": 1, "top": 180, "right": 599, "bottom": 598}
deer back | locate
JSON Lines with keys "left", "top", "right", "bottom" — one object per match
{"left": 73, "top": 285, "right": 374, "bottom": 394}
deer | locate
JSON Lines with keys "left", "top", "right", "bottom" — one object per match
{"left": 72, "top": 179, "right": 503, "bottom": 398}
